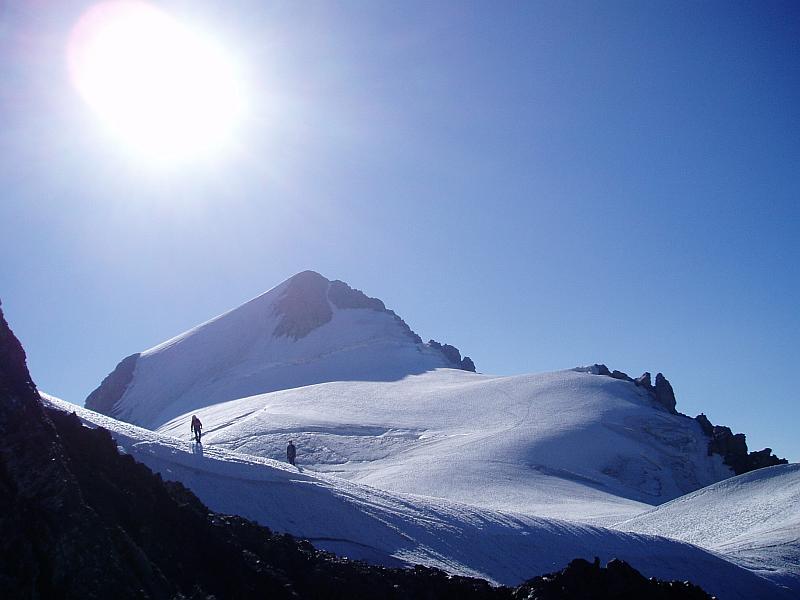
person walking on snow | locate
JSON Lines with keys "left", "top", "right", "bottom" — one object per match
{"left": 287, "top": 440, "right": 296, "bottom": 466}
{"left": 191, "top": 415, "right": 203, "bottom": 443}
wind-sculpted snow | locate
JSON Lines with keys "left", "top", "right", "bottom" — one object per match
{"left": 42, "top": 395, "right": 791, "bottom": 598}
{"left": 616, "top": 463, "right": 800, "bottom": 594}
{"left": 158, "top": 369, "right": 733, "bottom": 523}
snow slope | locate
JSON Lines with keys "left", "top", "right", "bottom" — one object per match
{"left": 616, "top": 463, "right": 800, "bottom": 594}
{"left": 157, "top": 368, "right": 733, "bottom": 523}
{"left": 43, "top": 394, "right": 791, "bottom": 599}
{"left": 87, "top": 271, "right": 471, "bottom": 429}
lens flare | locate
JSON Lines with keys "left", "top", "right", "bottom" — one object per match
{"left": 68, "top": 1, "right": 246, "bottom": 164}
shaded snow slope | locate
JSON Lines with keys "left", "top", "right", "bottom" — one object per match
{"left": 43, "top": 394, "right": 791, "bottom": 598}
{"left": 616, "top": 463, "right": 800, "bottom": 594}
{"left": 158, "top": 369, "right": 733, "bottom": 523}
{"left": 87, "top": 271, "right": 469, "bottom": 429}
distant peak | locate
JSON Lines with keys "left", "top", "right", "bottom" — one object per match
{"left": 287, "top": 270, "right": 329, "bottom": 284}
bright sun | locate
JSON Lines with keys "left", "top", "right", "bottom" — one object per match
{"left": 68, "top": 1, "right": 246, "bottom": 164}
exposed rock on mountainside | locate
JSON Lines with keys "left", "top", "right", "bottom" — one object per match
{"left": 327, "top": 278, "right": 424, "bottom": 344}
{"left": 273, "top": 270, "right": 333, "bottom": 339}
{"left": 576, "top": 363, "right": 787, "bottom": 475}
{"left": 428, "top": 338, "right": 476, "bottom": 372}
{"left": 631, "top": 371, "right": 676, "bottom": 414}
{"left": 1, "top": 300, "right": 714, "bottom": 599}
{"left": 272, "top": 271, "right": 450, "bottom": 352}
{"left": 635, "top": 371, "right": 652, "bottom": 389}
{"left": 654, "top": 373, "right": 677, "bottom": 414}
{"left": 696, "top": 413, "right": 787, "bottom": 475}
{"left": 83, "top": 352, "right": 139, "bottom": 416}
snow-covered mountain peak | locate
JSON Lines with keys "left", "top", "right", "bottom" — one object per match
{"left": 86, "top": 270, "right": 475, "bottom": 428}
{"left": 270, "top": 270, "right": 421, "bottom": 342}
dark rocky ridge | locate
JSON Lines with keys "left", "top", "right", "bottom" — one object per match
{"left": 579, "top": 363, "right": 787, "bottom": 476}
{"left": 1, "top": 301, "right": 170, "bottom": 598}
{"left": 511, "top": 557, "right": 712, "bottom": 600}
{"left": 328, "top": 278, "right": 425, "bottom": 346}
{"left": 0, "top": 301, "right": 714, "bottom": 598}
{"left": 695, "top": 413, "right": 788, "bottom": 475}
{"left": 273, "top": 270, "right": 333, "bottom": 339}
{"left": 274, "top": 271, "right": 476, "bottom": 371}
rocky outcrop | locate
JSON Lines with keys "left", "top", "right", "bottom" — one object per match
{"left": 84, "top": 352, "right": 139, "bottom": 415}
{"left": 574, "top": 364, "right": 612, "bottom": 376}
{"left": 273, "top": 270, "right": 334, "bottom": 339}
{"left": 696, "top": 413, "right": 714, "bottom": 437}
{"left": 577, "top": 366, "right": 678, "bottom": 414}
{"left": 512, "top": 557, "right": 712, "bottom": 600}
{"left": 577, "top": 366, "right": 787, "bottom": 471}
{"left": 654, "top": 373, "right": 677, "bottom": 414}
{"left": 635, "top": 371, "right": 652, "bottom": 389}
{"left": 695, "top": 413, "right": 788, "bottom": 475}
{"left": 630, "top": 371, "right": 678, "bottom": 414}
{"left": 328, "top": 279, "right": 387, "bottom": 311}
{"left": 428, "top": 339, "right": 476, "bottom": 372}
{"left": 610, "top": 370, "right": 633, "bottom": 382}
{"left": 273, "top": 272, "right": 477, "bottom": 370}
{"left": 272, "top": 271, "right": 428, "bottom": 344}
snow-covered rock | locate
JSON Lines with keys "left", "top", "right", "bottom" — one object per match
{"left": 86, "top": 271, "right": 473, "bottom": 429}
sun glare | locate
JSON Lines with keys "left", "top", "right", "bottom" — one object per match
{"left": 68, "top": 1, "right": 246, "bottom": 165}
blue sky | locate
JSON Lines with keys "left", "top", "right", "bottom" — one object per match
{"left": 1, "top": 1, "right": 798, "bottom": 461}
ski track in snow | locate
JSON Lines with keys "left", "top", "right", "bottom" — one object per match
{"left": 44, "top": 394, "right": 794, "bottom": 599}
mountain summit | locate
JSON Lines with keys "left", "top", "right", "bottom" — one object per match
{"left": 86, "top": 271, "right": 475, "bottom": 428}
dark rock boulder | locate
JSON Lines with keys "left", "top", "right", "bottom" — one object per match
{"left": 654, "top": 373, "right": 677, "bottom": 414}
{"left": 635, "top": 372, "right": 652, "bottom": 388}
{"left": 461, "top": 356, "right": 476, "bottom": 372}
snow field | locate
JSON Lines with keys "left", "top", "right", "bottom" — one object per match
{"left": 43, "top": 394, "right": 793, "bottom": 598}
